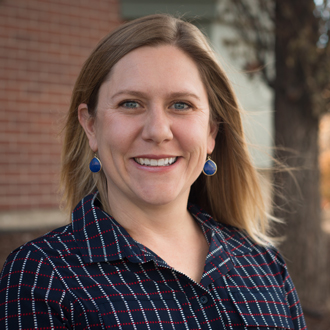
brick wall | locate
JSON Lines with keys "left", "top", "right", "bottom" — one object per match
{"left": 0, "top": 0, "right": 121, "bottom": 210}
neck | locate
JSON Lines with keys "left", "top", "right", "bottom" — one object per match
{"left": 104, "top": 189, "right": 209, "bottom": 283}
{"left": 105, "top": 190, "right": 195, "bottom": 243}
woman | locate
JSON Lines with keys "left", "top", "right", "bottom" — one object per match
{"left": 0, "top": 14, "right": 305, "bottom": 329}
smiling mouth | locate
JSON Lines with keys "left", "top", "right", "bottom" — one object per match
{"left": 134, "top": 157, "right": 177, "bottom": 166}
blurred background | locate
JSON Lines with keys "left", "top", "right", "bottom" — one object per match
{"left": 0, "top": 0, "right": 329, "bottom": 329}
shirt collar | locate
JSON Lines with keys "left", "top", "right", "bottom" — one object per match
{"left": 189, "top": 204, "right": 256, "bottom": 286}
{"left": 72, "top": 192, "right": 247, "bottom": 281}
{"left": 72, "top": 192, "right": 151, "bottom": 264}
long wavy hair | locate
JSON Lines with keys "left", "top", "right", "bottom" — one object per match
{"left": 61, "top": 14, "right": 274, "bottom": 245}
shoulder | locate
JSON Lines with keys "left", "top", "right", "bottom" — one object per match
{"left": 190, "top": 204, "right": 286, "bottom": 278}
{"left": 0, "top": 225, "right": 81, "bottom": 329}
{"left": 218, "top": 220, "right": 282, "bottom": 258}
{"left": 191, "top": 204, "right": 280, "bottom": 254}
{"left": 217, "top": 220, "right": 286, "bottom": 273}
{"left": 0, "top": 224, "right": 75, "bottom": 286}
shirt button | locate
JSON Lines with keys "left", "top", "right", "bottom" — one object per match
{"left": 199, "top": 295, "right": 208, "bottom": 305}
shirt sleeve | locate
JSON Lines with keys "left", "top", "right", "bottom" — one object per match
{"left": 276, "top": 252, "right": 307, "bottom": 330}
{"left": 0, "top": 246, "right": 71, "bottom": 329}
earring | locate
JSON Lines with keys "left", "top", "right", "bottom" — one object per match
{"left": 89, "top": 154, "right": 102, "bottom": 173}
{"left": 203, "top": 156, "right": 217, "bottom": 176}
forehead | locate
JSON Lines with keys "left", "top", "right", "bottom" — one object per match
{"left": 103, "top": 45, "right": 207, "bottom": 96}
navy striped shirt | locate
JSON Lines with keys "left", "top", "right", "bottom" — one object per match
{"left": 0, "top": 191, "right": 306, "bottom": 329}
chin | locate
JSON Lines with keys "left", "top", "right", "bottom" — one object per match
{"left": 140, "top": 196, "right": 177, "bottom": 207}
{"left": 136, "top": 190, "right": 184, "bottom": 207}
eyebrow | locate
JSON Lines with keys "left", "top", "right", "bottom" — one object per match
{"left": 111, "top": 90, "right": 201, "bottom": 101}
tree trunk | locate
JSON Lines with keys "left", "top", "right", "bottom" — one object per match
{"left": 274, "top": 1, "right": 328, "bottom": 316}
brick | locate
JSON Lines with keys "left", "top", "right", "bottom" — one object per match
{"left": 0, "top": 0, "right": 121, "bottom": 210}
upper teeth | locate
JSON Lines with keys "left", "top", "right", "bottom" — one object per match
{"left": 135, "top": 157, "right": 177, "bottom": 166}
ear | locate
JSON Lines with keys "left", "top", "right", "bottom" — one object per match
{"left": 207, "top": 121, "right": 218, "bottom": 154}
{"left": 78, "top": 103, "right": 98, "bottom": 152}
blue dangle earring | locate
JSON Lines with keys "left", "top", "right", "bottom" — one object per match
{"left": 89, "top": 154, "right": 102, "bottom": 173}
{"left": 203, "top": 156, "right": 217, "bottom": 176}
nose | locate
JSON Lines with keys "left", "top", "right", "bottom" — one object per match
{"left": 141, "top": 105, "right": 173, "bottom": 144}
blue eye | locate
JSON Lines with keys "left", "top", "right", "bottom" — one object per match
{"left": 172, "top": 102, "right": 190, "bottom": 110}
{"left": 121, "top": 101, "right": 139, "bottom": 108}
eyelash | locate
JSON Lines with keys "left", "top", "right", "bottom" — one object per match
{"left": 118, "top": 100, "right": 193, "bottom": 111}
{"left": 171, "top": 102, "right": 192, "bottom": 110}
{"left": 119, "top": 100, "right": 140, "bottom": 109}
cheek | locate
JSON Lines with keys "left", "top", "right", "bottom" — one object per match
{"left": 95, "top": 115, "right": 140, "bottom": 155}
{"left": 175, "top": 118, "right": 211, "bottom": 151}
{"left": 94, "top": 114, "right": 117, "bottom": 152}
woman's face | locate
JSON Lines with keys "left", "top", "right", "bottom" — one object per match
{"left": 79, "top": 45, "right": 217, "bottom": 209}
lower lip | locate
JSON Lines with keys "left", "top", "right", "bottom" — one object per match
{"left": 131, "top": 158, "right": 180, "bottom": 172}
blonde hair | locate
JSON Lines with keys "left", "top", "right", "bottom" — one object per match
{"left": 61, "top": 14, "right": 274, "bottom": 245}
